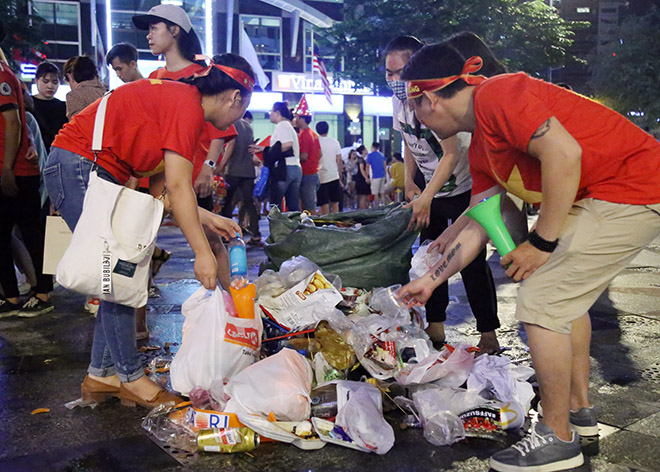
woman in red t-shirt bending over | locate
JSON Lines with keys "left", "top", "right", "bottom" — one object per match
{"left": 44, "top": 55, "right": 254, "bottom": 409}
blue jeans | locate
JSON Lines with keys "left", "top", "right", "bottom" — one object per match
{"left": 300, "top": 173, "right": 320, "bottom": 211}
{"left": 273, "top": 165, "right": 302, "bottom": 212}
{"left": 43, "top": 148, "right": 144, "bottom": 382}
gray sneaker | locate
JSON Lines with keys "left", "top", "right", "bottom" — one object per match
{"left": 490, "top": 422, "right": 584, "bottom": 472}
{"left": 538, "top": 402, "right": 599, "bottom": 437}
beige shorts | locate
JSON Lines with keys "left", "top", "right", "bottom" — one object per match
{"left": 516, "top": 199, "right": 660, "bottom": 333}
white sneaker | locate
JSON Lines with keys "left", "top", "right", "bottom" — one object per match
{"left": 84, "top": 296, "right": 100, "bottom": 315}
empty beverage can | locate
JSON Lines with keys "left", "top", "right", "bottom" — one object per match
{"left": 197, "top": 427, "right": 260, "bottom": 453}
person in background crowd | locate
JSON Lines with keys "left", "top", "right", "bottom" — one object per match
{"left": 343, "top": 148, "right": 359, "bottom": 209}
{"left": 106, "top": 43, "right": 144, "bottom": 83}
{"left": 366, "top": 142, "right": 387, "bottom": 206}
{"left": 243, "top": 110, "right": 253, "bottom": 124}
{"left": 398, "top": 38, "right": 660, "bottom": 472}
{"left": 354, "top": 145, "right": 371, "bottom": 209}
{"left": 44, "top": 54, "right": 251, "bottom": 410}
{"left": 264, "top": 101, "right": 301, "bottom": 211}
{"left": 389, "top": 152, "right": 405, "bottom": 201}
{"left": 386, "top": 34, "right": 501, "bottom": 352}
{"left": 295, "top": 99, "right": 321, "bottom": 214}
{"left": 218, "top": 117, "right": 262, "bottom": 246}
{"left": 62, "top": 56, "right": 107, "bottom": 119}
{"left": 315, "top": 121, "right": 343, "bottom": 215}
{"left": 31, "top": 62, "right": 67, "bottom": 152}
{"left": 0, "top": 32, "right": 54, "bottom": 318}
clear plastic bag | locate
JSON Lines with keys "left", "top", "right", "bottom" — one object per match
{"left": 141, "top": 403, "right": 198, "bottom": 453}
{"left": 409, "top": 240, "right": 443, "bottom": 281}
{"left": 279, "top": 256, "right": 320, "bottom": 287}
{"left": 396, "top": 344, "right": 475, "bottom": 386}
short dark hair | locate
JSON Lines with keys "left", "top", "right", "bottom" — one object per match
{"left": 393, "top": 152, "right": 403, "bottom": 162}
{"left": 272, "top": 101, "right": 293, "bottom": 120}
{"left": 316, "top": 121, "right": 329, "bottom": 135}
{"left": 36, "top": 62, "right": 60, "bottom": 80}
{"left": 180, "top": 53, "right": 254, "bottom": 98}
{"left": 63, "top": 56, "right": 98, "bottom": 83}
{"left": 401, "top": 43, "right": 469, "bottom": 99}
{"left": 384, "top": 35, "right": 424, "bottom": 58}
{"left": 106, "top": 43, "right": 138, "bottom": 66}
{"left": 372, "top": 142, "right": 380, "bottom": 150}
{"left": 356, "top": 144, "right": 366, "bottom": 154}
{"left": 298, "top": 115, "right": 312, "bottom": 125}
{"left": 243, "top": 110, "right": 253, "bottom": 121}
{"left": 446, "top": 31, "right": 506, "bottom": 77}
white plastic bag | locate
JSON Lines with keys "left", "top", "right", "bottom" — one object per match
{"left": 334, "top": 382, "right": 395, "bottom": 455}
{"left": 225, "top": 348, "right": 313, "bottom": 421}
{"left": 396, "top": 344, "right": 474, "bottom": 386}
{"left": 467, "top": 354, "right": 535, "bottom": 413}
{"left": 409, "top": 240, "right": 443, "bottom": 281}
{"left": 170, "top": 287, "right": 262, "bottom": 395}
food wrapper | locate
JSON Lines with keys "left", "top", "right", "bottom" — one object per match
{"left": 315, "top": 321, "right": 357, "bottom": 371}
{"left": 259, "top": 271, "right": 343, "bottom": 331}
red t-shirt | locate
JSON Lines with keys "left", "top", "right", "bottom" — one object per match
{"left": 299, "top": 128, "right": 321, "bottom": 175}
{"left": 52, "top": 79, "right": 204, "bottom": 183}
{"left": 469, "top": 73, "right": 660, "bottom": 205}
{"left": 0, "top": 61, "right": 35, "bottom": 176}
{"left": 148, "top": 65, "right": 237, "bottom": 182}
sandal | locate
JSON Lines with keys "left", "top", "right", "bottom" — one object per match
{"left": 151, "top": 248, "right": 171, "bottom": 278}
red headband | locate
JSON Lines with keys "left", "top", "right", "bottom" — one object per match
{"left": 406, "top": 56, "right": 487, "bottom": 99}
{"left": 193, "top": 55, "right": 255, "bottom": 93}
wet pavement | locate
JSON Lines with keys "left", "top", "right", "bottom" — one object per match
{"left": 1, "top": 217, "right": 659, "bottom": 471}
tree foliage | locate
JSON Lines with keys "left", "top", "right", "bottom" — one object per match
{"left": 0, "top": 0, "right": 45, "bottom": 70}
{"left": 324, "top": 0, "right": 582, "bottom": 92}
{"left": 588, "top": 7, "right": 660, "bottom": 128}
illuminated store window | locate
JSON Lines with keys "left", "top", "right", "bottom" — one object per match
{"left": 303, "top": 24, "right": 340, "bottom": 73}
{"left": 31, "top": 0, "right": 81, "bottom": 66}
{"left": 240, "top": 15, "right": 282, "bottom": 71}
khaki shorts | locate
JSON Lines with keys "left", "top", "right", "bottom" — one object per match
{"left": 516, "top": 199, "right": 660, "bottom": 333}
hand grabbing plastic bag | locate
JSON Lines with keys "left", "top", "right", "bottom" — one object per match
{"left": 225, "top": 348, "right": 313, "bottom": 421}
{"left": 409, "top": 240, "right": 443, "bottom": 280}
{"left": 170, "top": 287, "right": 262, "bottom": 395}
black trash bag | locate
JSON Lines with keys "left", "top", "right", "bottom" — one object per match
{"left": 262, "top": 205, "right": 417, "bottom": 290}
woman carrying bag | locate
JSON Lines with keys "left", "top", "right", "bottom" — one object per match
{"left": 43, "top": 56, "right": 253, "bottom": 409}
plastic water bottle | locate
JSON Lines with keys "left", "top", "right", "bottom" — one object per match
{"left": 228, "top": 232, "right": 248, "bottom": 289}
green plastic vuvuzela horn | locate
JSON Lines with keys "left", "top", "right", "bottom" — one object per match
{"left": 465, "top": 193, "right": 516, "bottom": 256}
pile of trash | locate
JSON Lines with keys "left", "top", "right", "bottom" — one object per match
{"left": 142, "top": 254, "right": 535, "bottom": 456}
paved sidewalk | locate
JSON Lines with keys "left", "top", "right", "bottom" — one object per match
{"left": 1, "top": 219, "right": 659, "bottom": 471}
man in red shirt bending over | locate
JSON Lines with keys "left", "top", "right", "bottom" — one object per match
{"left": 397, "top": 41, "right": 660, "bottom": 472}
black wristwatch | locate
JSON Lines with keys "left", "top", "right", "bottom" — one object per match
{"left": 528, "top": 229, "right": 559, "bottom": 253}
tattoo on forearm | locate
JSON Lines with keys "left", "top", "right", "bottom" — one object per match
{"left": 429, "top": 242, "right": 462, "bottom": 282}
{"left": 531, "top": 119, "right": 551, "bottom": 139}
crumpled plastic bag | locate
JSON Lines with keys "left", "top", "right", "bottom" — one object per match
{"left": 279, "top": 255, "right": 320, "bottom": 288}
{"left": 396, "top": 344, "right": 475, "bottom": 386}
{"left": 369, "top": 285, "right": 411, "bottom": 328}
{"left": 412, "top": 387, "right": 485, "bottom": 446}
{"left": 315, "top": 320, "right": 357, "bottom": 371}
{"left": 409, "top": 240, "right": 443, "bottom": 281}
{"left": 335, "top": 381, "right": 395, "bottom": 454}
{"left": 225, "top": 348, "right": 313, "bottom": 421}
{"left": 467, "top": 354, "right": 535, "bottom": 413}
{"left": 141, "top": 403, "right": 197, "bottom": 453}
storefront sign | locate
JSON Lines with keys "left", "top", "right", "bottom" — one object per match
{"left": 272, "top": 72, "right": 372, "bottom": 96}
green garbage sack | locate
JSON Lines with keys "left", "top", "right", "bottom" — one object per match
{"left": 262, "top": 205, "right": 417, "bottom": 290}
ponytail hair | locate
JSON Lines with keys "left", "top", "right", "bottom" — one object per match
{"left": 179, "top": 53, "right": 255, "bottom": 98}
{"left": 272, "top": 101, "right": 293, "bottom": 121}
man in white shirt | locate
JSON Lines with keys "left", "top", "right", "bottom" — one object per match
{"left": 315, "top": 121, "right": 343, "bottom": 215}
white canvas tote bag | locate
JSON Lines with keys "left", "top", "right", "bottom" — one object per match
{"left": 56, "top": 92, "right": 164, "bottom": 308}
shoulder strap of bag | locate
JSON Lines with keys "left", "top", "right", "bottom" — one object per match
{"left": 91, "top": 91, "right": 114, "bottom": 156}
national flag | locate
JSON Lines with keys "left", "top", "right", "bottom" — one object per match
{"left": 240, "top": 27, "right": 270, "bottom": 90}
{"left": 313, "top": 52, "right": 332, "bottom": 104}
